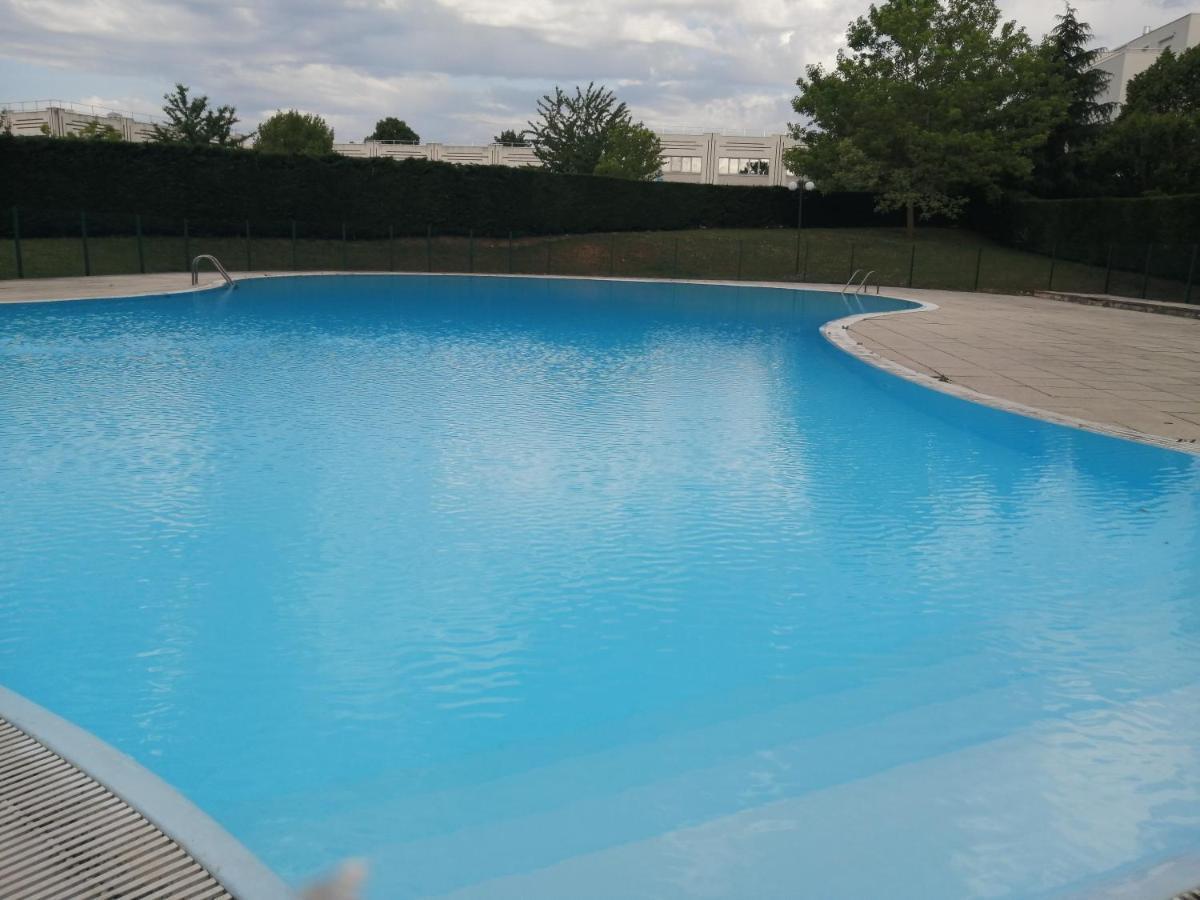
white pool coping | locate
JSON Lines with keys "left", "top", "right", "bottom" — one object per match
{"left": 0, "top": 685, "right": 295, "bottom": 899}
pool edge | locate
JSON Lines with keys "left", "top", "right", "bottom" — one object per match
{"left": 0, "top": 684, "right": 296, "bottom": 900}
{"left": 820, "top": 300, "right": 1200, "bottom": 457}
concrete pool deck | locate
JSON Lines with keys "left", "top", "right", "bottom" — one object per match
{"left": 3, "top": 272, "right": 1200, "bottom": 452}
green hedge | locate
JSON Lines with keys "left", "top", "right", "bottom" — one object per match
{"left": 0, "top": 137, "right": 896, "bottom": 236}
{"left": 971, "top": 194, "right": 1200, "bottom": 253}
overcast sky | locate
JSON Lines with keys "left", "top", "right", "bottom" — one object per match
{"left": 0, "top": 0, "right": 1191, "bottom": 144}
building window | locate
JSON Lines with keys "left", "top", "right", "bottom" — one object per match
{"left": 718, "top": 157, "right": 770, "bottom": 176}
{"left": 661, "top": 155, "right": 702, "bottom": 174}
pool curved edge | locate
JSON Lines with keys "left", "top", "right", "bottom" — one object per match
{"left": 0, "top": 684, "right": 296, "bottom": 900}
{"left": 821, "top": 299, "right": 1200, "bottom": 457}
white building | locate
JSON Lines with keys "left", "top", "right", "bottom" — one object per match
{"left": 3, "top": 99, "right": 798, "bottom": 188}
{"left": 1087, "top": 13, "right": 1200, "bottom": 111}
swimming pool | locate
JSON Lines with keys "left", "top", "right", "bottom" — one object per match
{"left": 2, "top": 274, "right": 1199, "bottom": 898}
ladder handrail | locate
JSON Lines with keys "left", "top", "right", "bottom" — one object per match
{"left": 841, "top": 269, "right": 865, "bottom": 294}
{"left": 857, "top": 270, "right": 878, "bottom": 295}
{"left": 191, "top": 255, "right": 236, "bottom": 288}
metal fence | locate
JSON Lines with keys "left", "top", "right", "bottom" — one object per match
{"left": 3, "top": 206, "right": 1197, "bottom": 303}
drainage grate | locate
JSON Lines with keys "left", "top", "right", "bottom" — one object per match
{"left": 0, "top": 717, "right": 234, "bottom": 899}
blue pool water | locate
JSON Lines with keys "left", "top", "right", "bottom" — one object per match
{"left": 2, "top": 275, "right": 1200, "bottom": 898}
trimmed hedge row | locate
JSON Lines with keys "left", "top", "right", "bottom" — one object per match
{"left": 970, "top": 194, "right": 1200, "bottom": 253}
{"left": 0, "top": 137, "right": 899, "bottom": 236}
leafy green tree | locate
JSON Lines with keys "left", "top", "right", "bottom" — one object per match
{"left": 255, "top": 110, "right": 335, "bottom": 155}
{"left": 594, "top": 121, "right": 663, "bottom": 180}
{"left": 526, "top": 83, "right": 630, "bottom": 175}
{"left": 785, "top": 0, "right": 1059, "bottom": 237}
{"left": 367, "top": 117, "right": 420, "bottom": 143}
{"left": 1085, "top": 46, "right": 1200, "bottom": 195}
{"left": 39, "top": 120, "right": 123, "bottom": 141}
{"left": 151, "top": 84, "right": 242, "bottom": 147}
{"left": 1031, "top": 4, "right": 1113, "bottom": 197}
{"left": 493, "top": 128, "right": 527, "bottom": 145}
{"left": 1123, "top": 45, "right": 1200, "bottom": 113}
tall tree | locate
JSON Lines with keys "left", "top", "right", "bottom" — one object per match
{"left": 594, "top": 122, "right": 663, "bottom": 180}
{"left": 1031, "top": 4, "right": 1113, "bottom": 196}
{"left": 367, "top": 117, "right": 419, "bottom": 143}
{"left": 526, "top": 83, "right": 630, "bottom": 175}
{"left": 493, "top": 128, "right": 527, "bottom": 145}
{"left": 1085, "top": 46, "right": 1200, "bottom": 195}
{"left": 151, "top": 84, "right": 242, "bottom": 147}
{"left": 784, "top": 0, "right": 1060, "bottom": 237}
{"left": 255, "top": 110, "right": 335, "bottom": 155}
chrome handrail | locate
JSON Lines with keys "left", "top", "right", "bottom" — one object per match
{"left": 191, "top": 255, "right": 235, "bottom": 288}
{"left": 857, "top": 270, "right": 878, "bottom": 295}
{"left": 841, "top": 269, "right": 864, "bottom": 294}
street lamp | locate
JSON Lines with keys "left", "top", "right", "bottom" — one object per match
{"left": 788, "top": 178, "right": 816, "bottom": 230}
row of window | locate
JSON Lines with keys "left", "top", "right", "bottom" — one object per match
{"left": 660, "top": 156, "right": 773, "bottom": 176}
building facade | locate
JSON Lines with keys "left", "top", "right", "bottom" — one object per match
{"left": 1087, "top": 13, "right": 1200, "bottom": 111}
{"left": 3, "top": 100, "right": 798, "bottom": 188}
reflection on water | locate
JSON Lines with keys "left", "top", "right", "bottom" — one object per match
{"left": 1, "top": 275, "right": 1199, "bottom": 899}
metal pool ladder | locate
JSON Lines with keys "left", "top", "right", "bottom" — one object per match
{"left": 842, "top": 269, "right": 879, "bottom": 295}
{"left": 191, "top": 255, "right": 236, "bottom": 288}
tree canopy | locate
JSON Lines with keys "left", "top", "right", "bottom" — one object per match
{"left": 493, "top": 129, "right": 528, "bottom": 145}
{"left": 526, "top": 83, "right": 631, "bottom": 176}
{"left": 255, "top": 110, "right": 335, "bottom": 155}
{"left": 151, "top": 84, "right": 242, "bottom": 147}
{"left": 1085, "top": 46, "right": 1200, "bottom": 195}
{"left": 367, "top": 117, "right": 420, "bottom": 143}
{"left": 1030, "top": 4, "right": 1113, "bottom": 197}
{"left": 785, "top": 0, "right": 1060, "bottom": 234}
{"left": 593, "top": 121, "right": 663, "bottom": 181}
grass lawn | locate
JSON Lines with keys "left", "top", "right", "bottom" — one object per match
{"left": 1, "top": 225, "right": 1192, "bottom": 302}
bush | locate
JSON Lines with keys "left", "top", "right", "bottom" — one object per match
{"left": 0, "top": 136, "right": 897, "bottom": 236}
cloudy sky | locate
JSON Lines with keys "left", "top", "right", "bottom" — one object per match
{"left": 0, "top": 0, "right": 1191, "bottom": 144}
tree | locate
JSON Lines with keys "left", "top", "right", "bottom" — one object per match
{"left": 1085, "top": 46, "right": 1200, "bottom": 195}
{"left": 526, "top": 83, "right": 630, "bottom": 175}
{"left": 593, "top": 121, "right": 663, "bottom": 180}
{"left": 151, "top": 84, "right": 242, "bottom": 147}
{"left": 255, "top": 110, "right": 335, "bottom": 155}
{"left": 1031, "top": 4, "right": 1113, "bottom": 196}
{"left": 39, "top": 120, "right": 123, "bottom": 141}
{"left": 784, "top": 0, "right": 1060, "bottom": 237}
{"left": 367, "top": 117, "right": 419, "bottom": 143}
{"left": 493, "top": 129, "right": 527, "bottom": 145}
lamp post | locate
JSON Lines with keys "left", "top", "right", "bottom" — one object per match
{"left": 788, "top": 178, "right": 816, "bottom": 230}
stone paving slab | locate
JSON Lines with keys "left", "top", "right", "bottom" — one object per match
{"left": 841, "top": 287, "right": 1200, "bottom": 450}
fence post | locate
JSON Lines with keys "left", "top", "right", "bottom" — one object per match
{"left": 848, "top": 241, "right": 855, "bottom": 278}
{"left": 736, "top": 240, "right": 744, "bottom": 280}
{"left": 1186, "top": 244, "right": 1198, "bottom": 305}
{"left": 290, "top": 220, "right": 297, "bottom": 270}
{"left": 244, "top": 220, "right": 252, "bottom": 271}
{"left": 1141, "top": 244, "right": 1153, "bottom": 299}
{"left": 183, "top": 218, "right": 190, "bottom": 272}
{"left": 609, "top": 233, "right": 616, "bottom": 277}
{"left": 341, "top": 221, "right": 348, "bottom": 270}
{"left": 135, "top": 214, "right": 145, "bottom": 274}
{"left": 1103, "top": 245, "right": 1113, "bottom": 295}
{"left": 546, "top": 238, "right": 552, "bottom": 275}
{"left": 801, "top": 240, "right": 810, "bottom": 282}
{"left": 907, "top": 244, "right": 915, "bottom": 288}
{"left": 11, "top": 207, "right": 23, "bottom": 279}
{"left": 426, "top": 224, "right": 432, "bottom": 273}
{"left": 1047, "top": 243, "right": 1057, "bottom": 291}
{"left": 972, "top": 247, "right": 982, "bottom": 292}
{"left": 388, "top": 225, "right": 395, "bottom": 272}
{"left": 80, "top": 212, "right": 90, "bottom": 276}
{"left": 794, "top": 231, "right": 802, "bottom": 276}
{"left": 672, "top": 236, "right": 680, "bottom": 279}
{"left": 468, "top": 229, "right": 474, "bottom": 273}
{"left": 508, "top": 231, "right": 514, "bottom": 274}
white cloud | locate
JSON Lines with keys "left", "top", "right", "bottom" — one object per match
{"left": 0, "top": 0, "right": 1187, "bottom": 143}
